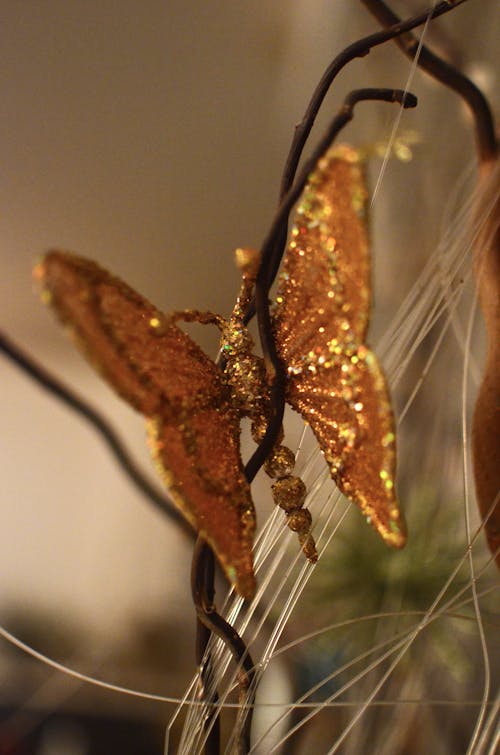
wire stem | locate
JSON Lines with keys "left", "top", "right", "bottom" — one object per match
{"left": 0, "top": 330, "right": 191, "bottom": 536}
{"left": 361, "top": 0, "right": 497, "bottom": 165}
{"left": 191, "top": 538, "right": 255, "bottom": 754}
{"left": 240, "top": 0, "right": 470, "bottom": 322}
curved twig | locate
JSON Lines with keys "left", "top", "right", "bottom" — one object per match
{"left": 0, "top": 330, "right": 192, "bottom": 537}
{"left": 241, "top": 0, "right": 470, "bottom": 324}
{"left": 192, "top": 538, "right": 255, "bottom": 754}
{"left": 361, "top": 0, "right": 497, "bottom": 165}
{"left": 278, "top": 0, "right": 468, "bottom": 207}
{"left": 193, "top": 538, "right": 220, "bottom": 755}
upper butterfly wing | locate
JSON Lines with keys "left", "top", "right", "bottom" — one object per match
{"left": 273, "top": 145, "right": 405, "bottom": 547}
{"left": 35, "top": 251, "right": 256, "bottom": 598}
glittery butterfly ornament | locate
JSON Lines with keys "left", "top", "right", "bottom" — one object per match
{"left": 34, "top": 144, "right": 405, "bottom": 600}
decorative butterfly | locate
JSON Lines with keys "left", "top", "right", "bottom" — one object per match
{"left": 34, "top": 144, "right": 405, "bottom": 600}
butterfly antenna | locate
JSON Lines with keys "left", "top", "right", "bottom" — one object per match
{"left": 245, "top": 87, "right": 417, "bottom": 484}
{"left": 361, "top": 0, "right": 497, "bottom": 165}
{"left": 192, "top": 540, "right": 220, "bottom": 755}
{"left": 0, "top": 329, "right": 192, "bottom": 536}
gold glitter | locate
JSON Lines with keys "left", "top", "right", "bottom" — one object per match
{"left": 273, "top": 144, "right": 406, "bottom": 549}
{"left": 149, "top": 314, "right": 168, "bottom": 336}
{"left": 299, "top": 532, "right": 318, "bottom": 562}
{"left": 264, "top": 445, "right": 296, "bottom": 478}
{"left": 286, "top": 507, "right": 312, "bottom": 533}
{"left": 271, "top": 476, "right": 307, "bottom": 513}
{"left": 35, "top": 251, "right": 257, "bottom": 599}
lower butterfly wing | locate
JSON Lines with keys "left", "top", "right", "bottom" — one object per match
{"left": 286, "top": 349, "right": 405, "bottom": 547}
{"left": 148, "top": 407, "right": 256, "bottom": 598}
{"left": 35, "top": 251, "right": 256, "bottom": 598}
{"left": 273, "top": 145, "right": 405, "bottom": 547}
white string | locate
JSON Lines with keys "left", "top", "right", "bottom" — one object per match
{"left": 369, "top": 2, "right": 437, "bottom": 207}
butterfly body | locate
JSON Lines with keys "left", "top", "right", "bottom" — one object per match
{"left": 34, "top": 145, "right": 405, "bottom": 599}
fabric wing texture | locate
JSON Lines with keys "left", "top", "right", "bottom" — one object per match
{"left": 35, "top": 251, "right": 256, "bottom": 598}
{"left": 273, "top": 146, "right": 405, "bottom": 548}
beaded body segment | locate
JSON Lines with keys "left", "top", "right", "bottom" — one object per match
{"left": 273, "top": 145, "right": 405, "bottom": 547}
{"left": 34, "top": 252, "right": 256, "bottom": 599}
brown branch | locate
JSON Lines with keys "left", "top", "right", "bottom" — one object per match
{"left": 361, "top": 0, "right": 497, "bottom": 165}
{"left": 191, "top": 538, "right": 255, "bottom": 754}
{"left": 0, "top": 330, "right": 192, "bottom": 537}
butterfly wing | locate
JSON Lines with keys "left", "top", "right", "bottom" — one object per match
{"left": 35, "top": 251, "right": 256, "bottom": 598}
{"left": 273, "top": 145, "right": 405, "bottom": 547}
